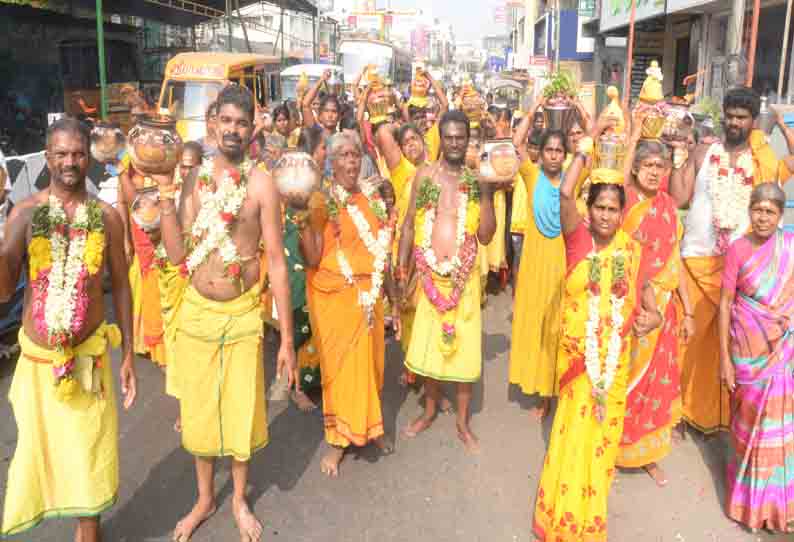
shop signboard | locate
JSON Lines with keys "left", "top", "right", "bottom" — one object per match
{"left": 600, "top": 0, "right": 666, "bottom": 33}
{"left": 578, "top": 0, "right": 597, "bottom": 18}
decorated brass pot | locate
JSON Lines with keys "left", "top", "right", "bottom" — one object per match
{"left": 90, "top": 122, "right": 126, "bottom": 164}
{"left": 594, "top": 135, "right": 627, "bottom": 171}
{"left": 127, "top": 115, "right": 183, "bottom": 175}
{"left": 641, "top": 112, "right": 666, "bottom": 140}
{"left": 461, "top": 93, "right": 486, "bottom": 125}
{"left": 273, "top": 152, "right": 321, "bottom": 207}
{"left": 367, "top": 86, "right": 393, "bottom": 124}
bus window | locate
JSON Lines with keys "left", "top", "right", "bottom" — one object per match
{"left": 161, "top": 80, "right": 223, "bottom": 122}
{"left": 269, "top": 73, "right": 280, "bottom": 102}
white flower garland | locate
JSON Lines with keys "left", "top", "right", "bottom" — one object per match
{"left": 584, "top": 251, "right": 625, "bottom": 411}
{"left": 44, "top": 196, "right": 89, "bottom": 342}
{"left": 419, "top": 192, "right": 467, "bottom": 277}
{"left": 186, "top": 157, "right": 251, "bottom": 276}
{"left": 708, "top": 144, "right": 753, "bottom": 233}
{"left": 332, "top": 183, "right": 391, "bottom": 326}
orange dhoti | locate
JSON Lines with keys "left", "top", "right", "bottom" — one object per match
{"left": 680, "top": 256, "right": 730, "bottom": 433}
{"left": 129, "top": 219, "right": 166, "bottom": 366}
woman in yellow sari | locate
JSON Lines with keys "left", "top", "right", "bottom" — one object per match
{"left": 533, "top": 144, "right": 660, "bottom": 541}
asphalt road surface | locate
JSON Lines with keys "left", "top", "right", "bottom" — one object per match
{"left": 0, "top": 290, "right": 786, "bottom": 542}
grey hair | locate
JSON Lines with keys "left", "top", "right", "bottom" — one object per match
{"left": 749, "top": 182, "right": 786, "bottom": 212}
{"left": 328, "top": 131, "right": 362, "bottom": 161}
{"left": 632, "top": 140, "right": 669, "bottom": 173}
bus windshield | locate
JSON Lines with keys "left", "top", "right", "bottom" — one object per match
{"left": 340, "top": 42, "right": 393, "bottom": 82}
{"left": 281, "top": 75, "right": 321, "bottom": 101}
{"left": 160, "top": 80, "right": 223, "bottom": 122}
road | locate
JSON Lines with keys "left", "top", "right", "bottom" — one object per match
{"left": 0, "top": 290, "right": 786, "bottom": 542}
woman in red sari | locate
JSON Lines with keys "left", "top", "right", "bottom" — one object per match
{"left": 615, "top": 134, "right": 695, "bottom": 486}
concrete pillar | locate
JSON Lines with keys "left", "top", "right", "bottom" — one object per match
{"left": 525, "top": 0, "right": 537, "bottom": 55}
{"left": 727, "top": 0, "right": 746, "bottom": 55}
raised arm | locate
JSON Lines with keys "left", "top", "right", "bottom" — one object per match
{"left": 573, "top": 98, "right": 593, "bottom": 134}
{"left": 374, "top": 122, "right": 403, "bottom": 171}
{"left": 302, "top": 70, "right": 331, "bottom": 128}
{"left": 513, "top": 98, "right": 543, "bottom": 162}
{"left": 560, "top": 153, "right": 586, "bottom": 235}
{"left": 476, "top": 183, "right": 498, "bottom": 245}
{"left": 157, "top": 169, "right": 198, "bottom": 265}
{"left": 398, "top": 168, "right": 423, "bottom": 277}
{"left": 669, "top": 143, "right": 705, "bottom": 209}
{"left": 426, "top": 72, "right": 448, "bottom": 114}
{"left": 775, "top": 108, "right": 794, "bottom": 155}
{"left": 622, "top": 113, "right": 645, "bottom": 183}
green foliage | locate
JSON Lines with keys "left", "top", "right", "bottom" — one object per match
{"left": 543, "top": 69, "right": 578, "bottom": 100}
{"left": 691, "top": 97, "right": 723, "bottom": 136}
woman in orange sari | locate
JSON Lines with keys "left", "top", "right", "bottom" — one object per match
{"left": 615, "top": 135, "right": 695, "bottom": 485}
{"left": 297, "top": 132, "right": 399, "bottom": 477}
{"left": 533, "top": 141, "right": 660, "bottom": 542}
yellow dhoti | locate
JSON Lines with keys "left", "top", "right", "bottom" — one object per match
{"left": 486, "top": 189, "right": 507, "bottom": 272}
{"left": 680, "top": 256, "right": 730, "bottom": 433}
{"left": 173, "top": 285, "right": 268, "bottom": 460}
{"left": 159, "top": 263, "right": 188, "bottom": 398}
{"left": 406, "top": 272, "right": 482, "bottom": 382}
{"left": 2, "top": 324, "right": 121, "bottom": 537}
{"left": 129, "top": 255, "right": 166, "bottom": 365}
{"left": 309, "top": 268, "right": 385, "bottom": 447}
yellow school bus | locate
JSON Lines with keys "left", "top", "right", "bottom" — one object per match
{"left": 158, "top": 52, "right": 282, "bottom": 141}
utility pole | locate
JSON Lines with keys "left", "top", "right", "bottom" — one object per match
{"left": 95, "top": 0, "right": 107, "bottom": 119}
{"left": 727, "top": 0, "right": 746, "bottom": 56}
{"left": 554, "top": 0, "right": 561, "bottom": 73}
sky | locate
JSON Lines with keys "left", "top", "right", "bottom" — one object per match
{"left": 384, "top": 0, "right": 504, "bottom": 43}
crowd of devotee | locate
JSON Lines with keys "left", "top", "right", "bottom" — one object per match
{"left": 2, "top": 60, "right": 794, "bottom": 542}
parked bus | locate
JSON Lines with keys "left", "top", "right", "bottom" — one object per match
{"left": 280, "top": 64, "right": 344, "bottom": 102}
{"left": 339, "top": 39, "right": 412, "bottom": 95}
{"left": 158, "top": 52, "right": 281, "bottom": 141}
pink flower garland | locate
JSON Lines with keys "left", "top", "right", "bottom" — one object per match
{"left": 414, "top": 233, "right": 479, "bottom": 314}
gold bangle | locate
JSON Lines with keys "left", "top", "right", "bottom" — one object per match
{"left": 160, "top": 206, "right": 175, "bottom": 216}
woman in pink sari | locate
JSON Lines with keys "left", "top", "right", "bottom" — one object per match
{"left": 720, "top": 182, "right": 794, "bottom": 533}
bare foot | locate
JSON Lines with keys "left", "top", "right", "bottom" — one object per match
{"left": 320, "top": 445, "right": 345, "bottom": 477}
{"left": 373, "top": 435, "right": 395, "bottom": 455}
{"left": 173, "top": 499, "right": 216, "bottom": 542}
{"left": 643, "top": 463, "right": 669, "bottom": 487}
{"left": 174, "top": 417, "right": 182, "bottom": 433}
{"left": 529, "top": 398, "right": 551, "bottom": 421}
{"left": 457, "top": 423, "right": 481, "bottom": 454}
{"left": 291, "top": 389, "right": 317, "bottom": 412}
{"left": 402, "top": 414, "right": 435, "bottom": 438}
{"left": 232, "top": 497, "right": 263, "bottom": 542}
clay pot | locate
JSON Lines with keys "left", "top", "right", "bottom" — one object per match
{"left": 272, "top": 152, "right": 321, "bottom": 207}
{"left": 90, "top": 122, "right": 125, "bottom": 164}
{"left": 480, "top": 142, "right": 519, "bottom": 183}
{"left": 127, "top": 115, "right": 183, "bottom": 175}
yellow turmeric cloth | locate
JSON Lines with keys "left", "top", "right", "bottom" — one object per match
{"left": 510, "top": 172, "right": 528, "bottom": 234}
{"left": 486, "top": 189, "right": 508, "bottom": 271}
{"left": 159, "top": 263, "right": 188, "bottom": 399}
{"left": 2, "top": 324, "right": 121, "bottom": 538}
{"left": 406, "top": 271, "right": 482, "bottom": 382}
{"left": 129, "top": 256, "right": 166, "bottom": 365}
{"left": 308, "top": 193, "right": 386, "bottom": 447}
{"left": 425, "top": 122, "right": 441, "bottom": 163}
{"left": 173, "top": 285, "right": 268, "bottom": 460}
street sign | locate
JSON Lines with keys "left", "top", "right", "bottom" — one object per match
{"left": 578, "top": 0, "right": 596, "bottom": 18}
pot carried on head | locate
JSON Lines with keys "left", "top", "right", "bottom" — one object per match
{"left": 272, "top": 151, "right": 321, "bottom": 208}
{"left": 127, "top": 115, "right": 183, "bottom": 176}
{"left": 662, "top": 103, "right": 695, "bottom": 143}
{"left": 544, "top": 104, "right": 576, "bottom": 132}
{"left": 90, "top": 122, "right": 126, "bottom": 164}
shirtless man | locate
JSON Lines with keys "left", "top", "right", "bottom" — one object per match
{"left": 0, "top": 118, "right": 135, "bottom": 542}
{"left": 398, "top": 110, "right": 498, "bottom": 452}
{"left": 156, "top": 85, "right": 296, "bottom": 542}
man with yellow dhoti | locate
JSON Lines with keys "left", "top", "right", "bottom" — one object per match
{"left": 0, "top": 118, "right": 136, "bottom": 542}
{"left": 156, "top": 85, "right": 296, "bottom": 542}
{"left": 398, "top": 111, "right": 498, "bottom": 453}
{"left": 294, "top": 131, "right": 399, "bottom": 477}
{"left": 670, "top": 86, "right": 786, "bottom": 434}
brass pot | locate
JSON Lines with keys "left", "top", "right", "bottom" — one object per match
{"left": 127, "top": 115, "right": 183, "bottom": 175}
{"left": 641, "top": 113, "right": 666, "bottom": 140}
{"left": 594, "top": 136, "right": 627, "bottom": 171}
{"left": 367, "top": 87, "right": 393, "bottom": 123}
{"left": 90, "top": 122, "right": 126, "bottom": 164}
{"left": 661, "top": 104, "right": 695, "bottom": 142}
{"left": 272, "top": 152, "right": 321, "bottom": 207}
